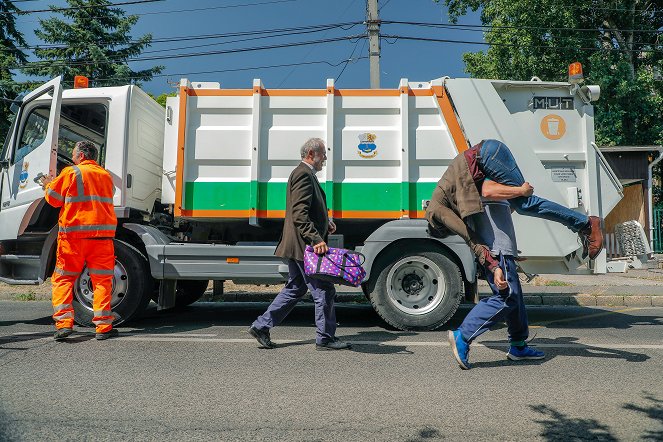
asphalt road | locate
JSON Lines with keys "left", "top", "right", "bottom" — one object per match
{"left": 1, "top": 300, "right": 662, "bottom": 441}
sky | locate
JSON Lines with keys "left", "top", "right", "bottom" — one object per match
{"left": 12, "top": 0, "right": 485, "bottom": 96}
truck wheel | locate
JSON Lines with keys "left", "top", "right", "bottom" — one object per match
{"left": 150, "top": 280, "right": 210, "bottom": 307}
{"left": 173, "top": 280, "right": 209, "bottom": 307}
{"left": 367, "top": 247, "right": 463, "bottom": 331}
{"left": 72, "top": 240, "right": 152, "bottom": 327}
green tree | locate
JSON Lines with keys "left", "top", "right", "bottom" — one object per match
{"left": 0, "top": 0, "right": 27, "bottom": 139}
{"left": 438, "top": 0, "right": 663, "bottom": 146}
{"left": 148, "top": 91, "right": 176, "bottom": 108}
{"left": 23, "top": 0, "right": 163, "bottom": 87}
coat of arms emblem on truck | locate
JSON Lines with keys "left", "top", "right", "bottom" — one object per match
{"left": 357, "top": 133, "right": 377, "bottom": 158}
{"left": 18, "top": 162, "right": 29, "bottom": 189}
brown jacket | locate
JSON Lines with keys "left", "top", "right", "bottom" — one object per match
{"left": 425, "top": 149, "right": 499, "bottom": 271}
{"left": 275, "top": 162, "right": 329, "bottom": 261}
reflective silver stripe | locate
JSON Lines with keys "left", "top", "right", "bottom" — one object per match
{"left": 54, "top": 311, "right": 74, "bottom": 320}
{"left": 65, "top": 195, "right": 114, "bottom": 203}
{"left": 54, "top": 267, "right": 81, "bottom": 276}
{"left": 72, "top": 165, "right": 85, "bottom": 200}
{"left": 59, "top": 224, "right": 117, "bottom": 233}
{"left": 47, "top": 189, "right": 64, "bottom": 202}
{"left": 53, "top": 303, "right": 73, "bottom": 312}
{"left": 88, "top": 268, "right": 114, "bottom": 275}
{"left": 92, "top": 318, "right": 113, "bottom": 325}
{"left": 94, "top": 309, "right": 113, "bottom": 317}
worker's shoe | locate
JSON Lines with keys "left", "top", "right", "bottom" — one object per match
{"left": 54, "top": 327, "right": 74, "bottom": 341}
{"left": 448, "top": 329, "right": 471, "bottom": 370}
{"left": 580, "top": 216, "right": 604, "bottom": 260}
{"left": 248, "top": 326, "right": 275, "bottom": 349}
{"left": 95, "top": 329, "right": 119, "bottom": 340}
{"left": 507, "top": 345, "right": 545, "bottom": 361}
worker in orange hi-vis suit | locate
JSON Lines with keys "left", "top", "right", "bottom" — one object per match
{"left": 38, "top": 140, "right": 118, "bottom": 341}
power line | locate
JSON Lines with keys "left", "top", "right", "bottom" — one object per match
{"left": 1, "top": 56, "right": 369, "bottom": 85}
{"left": 7, "top": 0, "right": 164, "bottom": 14}
{"left": 381, "top": 34, "right": 663, "bottom": 54}
{"left": 139, "top": 24, "right": 361, "bottom": 56}
{"left": 3, "top": 21, "right": 362, "bottom": 52}
{"left": 381, "top": 20, "right": 662, "bottom": 48}
{"left": 383, "top": 20, "right": 663, "bottom": 35}
{"left": 95, "top": 56, "right": 370, "bottom": 82}
{"left": 277, "top": 0, "right": 360, "bottom": 87}
{"left": 16, "top": 0, "right": 302, "bottom": 21}
{"left": 12, "top": 34, "right": 363, "bottom": 69}
{"left": 378, "top": 0, "right": 392, "bottom": 12}
{"left": 335, "top": 37, "right": 364, "bottom": 82}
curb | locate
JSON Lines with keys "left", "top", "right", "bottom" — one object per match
{"left": 205, "top": 290, "right": 663, "bottom": 307}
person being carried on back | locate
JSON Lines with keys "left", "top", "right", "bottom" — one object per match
{"left": 425, "top": 138, "right": 604, "bottom": 286}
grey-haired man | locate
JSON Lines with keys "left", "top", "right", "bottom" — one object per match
{"left": 248, "top": 138, "right": 351, "bottom": 351}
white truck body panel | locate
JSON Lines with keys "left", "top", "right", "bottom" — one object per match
{"left": 125, "top": 86, "right": 165, "bottom": 213}
{"left": 167, "top": 77, "right": 621, "bottom": 269}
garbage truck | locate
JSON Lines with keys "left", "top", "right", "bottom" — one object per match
{"left": 0, "top": 71, "right": 623, "bottom": 330}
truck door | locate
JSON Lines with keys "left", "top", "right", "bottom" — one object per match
{"left": 0, "top": 77, "right": 63, "bottom": 240}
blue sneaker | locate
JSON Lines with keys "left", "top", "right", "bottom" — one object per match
{"left": 507, "top": 345, "right": 545, "bottom": 361}
{"left": 448, "top": 330, "right": 471, "bottom": 369}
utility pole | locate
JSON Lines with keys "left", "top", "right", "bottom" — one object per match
{"left": 366, "top": 0, "right": 380, "bottom": 88}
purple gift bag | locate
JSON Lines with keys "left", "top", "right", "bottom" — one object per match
{"left": 303, "top": 246, "right": 366, "bottom": 287}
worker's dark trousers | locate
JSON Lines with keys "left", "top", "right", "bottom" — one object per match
{"left": 458, "top": 255, "right": 529, "bottom": 344}
{"left": 479, "top": 139, "right": 589, "bottom": 232}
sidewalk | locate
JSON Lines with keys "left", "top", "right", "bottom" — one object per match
{"left": 211, "top": 266, "right": 663, "bottom": 307}
{"left": 3, "top": 266, "right": 663, "bottom": 307}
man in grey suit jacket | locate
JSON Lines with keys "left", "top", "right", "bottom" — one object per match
{"left": 248, "top": 138, "right": 352, "bottom": 351}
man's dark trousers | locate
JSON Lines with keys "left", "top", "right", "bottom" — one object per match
{"left": 458, "top": 255, "right": 529, "bottom": 344}
{"left": 252, "top": 259, "right": 336, "bottom": 344}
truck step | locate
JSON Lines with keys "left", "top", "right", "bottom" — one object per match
{"left": 0, "top": 276, "right": 39, "bottom": 285}
{"left": 0, "top": 255, "right": 42, "bottom": 283}
{"left": 0, "top": 254, "right": 40, "bottom": 263}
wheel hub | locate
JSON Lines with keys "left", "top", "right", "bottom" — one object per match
{"left": 402, "top": 273, "right": 424, "bottom": 295}
{"left": 386, "top": 256, "right": 447, "bottom": 315}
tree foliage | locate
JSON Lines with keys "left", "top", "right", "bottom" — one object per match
{"left": 148, "top": 91, "right": 176, "bottom": 108}
{"left": 438, "top": 0, "right": 663, "bottom": 146}
{"left": 22, "top": 0, "right": 163, "bottom": 87}
{"left": 0, "top": 0, "right": 27, "bottom": 139}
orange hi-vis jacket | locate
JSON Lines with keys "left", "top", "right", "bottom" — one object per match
{"left": 44, "top": 160, "right": 117, "bottom": 238}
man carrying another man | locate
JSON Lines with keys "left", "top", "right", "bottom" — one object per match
{"left": 426, "top": 139, "right": 603, "bottom": 288}
{"left": 426, "top": 139, "right": 604, "bottom": 368}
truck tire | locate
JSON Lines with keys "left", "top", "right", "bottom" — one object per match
{"left": 367, "top": 246, "right": 463, "bottom": 331}
{"left": 72, "top": 240, "right": 153, "bottom": 327}
{"left": 150, "top": 280, "right": 209, "bottom": 307}
{"left": 173, "top": 280, "right": 209, "bottom": 307}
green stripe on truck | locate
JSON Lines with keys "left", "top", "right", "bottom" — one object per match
{"left": 183, "top": 181, "right": 437, "bottom": 213}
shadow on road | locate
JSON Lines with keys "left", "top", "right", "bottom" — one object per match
{"left": 405, "top": 426, "right": 443, "bottom": 442}
{"left": 623, "top": 393, "right": 663, "bottom": 440}
{"left": 475, "top": 336, "right": 649, "bottom": 368}
{"left": 339, "top": 330, "right": 416, "bottom": 354}
{"left": 530, "top": 404, "right": 617, "bottom": 441}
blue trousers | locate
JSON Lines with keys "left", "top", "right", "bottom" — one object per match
{"left": 252, "top": 259, "right": 337, "bottom": 344}
{"left": 458, "top": 255, "right": 528, "bottom": 344}
{"left": 479, "top": 139, "right": 589, "bottom": 233}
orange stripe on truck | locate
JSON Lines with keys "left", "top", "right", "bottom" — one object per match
{"left": 174, "top": 86, "right": 188, "bottom": 217}
{"left": 187, "top": 89, "right": 253, "bottom": 97}
{"left": 432, "top": 85, "right": 469, "bottom": 153}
